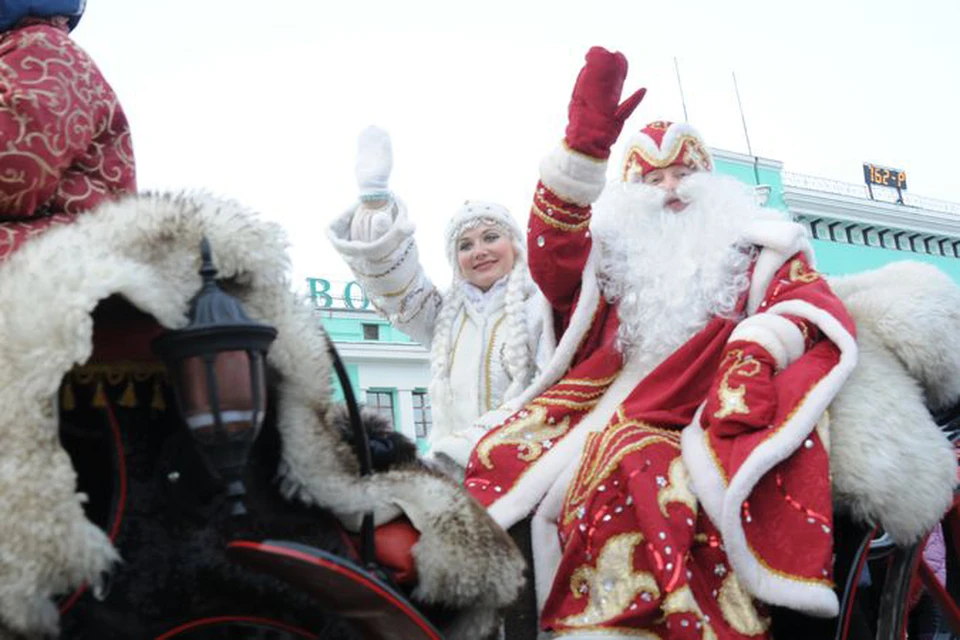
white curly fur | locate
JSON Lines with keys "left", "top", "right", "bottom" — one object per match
{"left": 0, "top": 192, "right": 525, "bottom": 637}
{"left": 592, "top": 173, "right": 778, "bottom": 364}
{"left": 828, "top": 261, "right": 960, "bottom": 543}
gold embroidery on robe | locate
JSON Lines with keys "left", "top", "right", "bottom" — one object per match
{"left": 563, "top": 416, "right": 680, "bottom": 526}
{"left": 559, "top": 373, "right": 621, "bottom": 387}
{"left": 788, "top": 258, "right": 820, "bottom": 283}
{"left": 662, "top": 586, "right": 718, "bottom": 640}
{"left": 713, "top": 349, "right": 762, "bottom": 419}
{"left": 718, "top": 574, "right": 771, "bottom": 635}
{"left": 657, "top": 457, "right": 698, "bottom": 518}
{"left": 475, "top": 403, "right": 571, "bottom": 469}
{"left": 532, "top": 396, "right": 601, "bottom": 411}
{"left": 558, "top": 533, "right": 659, "bottom": 627}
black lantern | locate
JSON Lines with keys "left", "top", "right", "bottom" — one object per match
{"left": 153, "top": 237, "right": 277, "bottom": 516}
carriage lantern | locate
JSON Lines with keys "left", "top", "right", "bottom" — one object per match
{"left": 153, "top": 237, "right": 277, "bottom": 517}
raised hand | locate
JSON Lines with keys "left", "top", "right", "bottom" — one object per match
{"left": 565, "top": 47, "right": 646, "bottom": 160}
{"left": 355, "top": 125, "right": 393, "bottom": 201}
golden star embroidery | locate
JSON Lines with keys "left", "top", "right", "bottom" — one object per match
{"left": 713, "top": 349, "right": 762, "bottom": 420}
{"left": 657, "top": 457, "right": 698, "bottom": 518}
{"left": 475, "top": 403, "right": 571, "bottom": 470}
{"left": 662, "top": 586, "right": 718, "bottom": 640}
{"left": 558, "top": 533, "right": 659, "bottom": 627}
{"left": 718, "top": 574, "right": 771, "bottom": 635}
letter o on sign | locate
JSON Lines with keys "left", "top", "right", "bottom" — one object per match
{"left": 343, "top": 281, "right": 369, "bottom": 310}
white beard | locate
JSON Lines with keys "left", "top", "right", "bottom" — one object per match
{"left": 592, "top": 172, "right": 785, "bottom": 369}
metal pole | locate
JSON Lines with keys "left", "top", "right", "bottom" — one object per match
{"left": 732, "top": 71, "right": 753, "bottom": 156}
{"left": 732, "top": 71, "right": 761, "bottom": 185}
{"left": 674, "top": 57, "right": 689, "bottom": 122}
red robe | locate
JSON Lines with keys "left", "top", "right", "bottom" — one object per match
{"left": 464, "top": 182, "right": 858, "bottom": 639}
{"left": 0, "top": 20, "right": 136, "bottom": 260}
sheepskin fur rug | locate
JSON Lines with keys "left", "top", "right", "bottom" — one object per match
{"left": 0, "top": 192, "right": 524, "bottom": 639}
{"left": 829, "top": 261, "right": 959, "bottom": 544}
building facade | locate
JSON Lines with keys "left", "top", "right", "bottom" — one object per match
{"left": 316, "top": 151, "right": 960, "bottom": 446}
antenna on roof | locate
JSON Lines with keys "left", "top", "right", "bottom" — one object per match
{"left": 674, "top": 57, "right": 689, "bottom": 123}
{"left": 732, "top": 70, "right": 761, "bottom": 185}
{"left": 732, "top": 71, "right": 753, "bottom": 156}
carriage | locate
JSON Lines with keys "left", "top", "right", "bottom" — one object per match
{"left": 0, "top": 192, "right": 956, "bottom": 640}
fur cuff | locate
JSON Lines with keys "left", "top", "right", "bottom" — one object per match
{"left": 430, "top": 425, "right": 488, "bottom": 469}
{"left": 326, "top": 199, "right": 415, "bottom": 262}
{"left": 729, "top": 314, "right": 805, "bottom": 371}
{"left": 539, "top": 143, "right": 608, "bottom": 206}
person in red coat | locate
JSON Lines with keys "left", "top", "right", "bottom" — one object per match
{"left": 0, "top": 0, "right": 136, "bottom": 260}
{"left": 464, "top": 47, "right": 858, "bottom": 639}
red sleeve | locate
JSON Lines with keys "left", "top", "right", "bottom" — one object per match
{"left": 528, "top": 181, "right": 594, "bottom": 315}
{"left": 759, "top": 252, "right": 855, "bottom": 341}
{"left": 0, "top": 26, "right": 97, "bottom": 217}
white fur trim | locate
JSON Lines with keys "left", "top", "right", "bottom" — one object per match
{"left": 443, "top": 200, "right": 525, "bottom": 269}
{"left": 431, "top": 425, "right": 489, "bottom": 468}
{"left": 729, "top": 313, "right": 806, "bottom": 370}
{"left": 742, "top": 220, "right": 814, "bottom": 315}
{"left": 684, "top": 299, "right": 858, "bottom": 617}
{"left": 539, "top": 143, "right": 608, "bottom": 206}
{"left": 530, "top": 461, "right": 576, "bottom": 613}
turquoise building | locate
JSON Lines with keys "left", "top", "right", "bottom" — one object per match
{"left": 315, "top": 149, "right": 960, "bottom": 445}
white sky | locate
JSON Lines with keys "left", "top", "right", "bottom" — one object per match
{"left": 73, "top": 0, "right": 960, "bottom": 291}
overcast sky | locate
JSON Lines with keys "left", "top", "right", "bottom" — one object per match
{"left": 73, "top": 0, "right": 959, "bottom": 291}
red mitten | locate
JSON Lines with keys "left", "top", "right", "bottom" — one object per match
{"left": 565, "top": 46, "right": 647, "bottom": 159}
{"left": 703, "top": 341, "right": 778, "bottom": 437}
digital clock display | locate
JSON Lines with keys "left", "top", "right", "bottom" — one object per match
{"left": 863, "top": 163, "right": 907, "bottom": 190}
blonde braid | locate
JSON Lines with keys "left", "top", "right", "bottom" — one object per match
{"left": 499, "top": 237, "right": 534, "bottom": 404}
{"left": 426, "top": 282, "right": 464, "bottom": 437}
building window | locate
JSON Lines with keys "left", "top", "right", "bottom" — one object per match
{"left": 365, "top": 390, "right": 395, "bottom": 428}
{"left": 362, "top": 323, "right": 380, "bottom": 340}
{"left": 412, "top": 391, "right": 432, "bottom": 439}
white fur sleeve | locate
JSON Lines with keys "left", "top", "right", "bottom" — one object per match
{"left": 327, "top": 199, "right": 443, "bottom": 346}
{"left": 539, "top": 142, "right": 608, "bottom": 206}
{"left": 728, "top": 313, "right": 805, "bottom": 371}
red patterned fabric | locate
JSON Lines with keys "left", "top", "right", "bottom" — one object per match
{"left": 703, "top": 341, "right": 778, "bottom": 438}
{"left": 465, "top": 182, "right": 857, "bottom": 638}
{"left": 0, "top": 21, "right": 136, "bottom": 260}
{"left": 621, "top": 121, "right": 713, "bottom": 183}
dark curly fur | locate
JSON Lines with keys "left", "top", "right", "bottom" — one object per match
{"left": 329, "top": 404, "right": 421, "bottom": 472}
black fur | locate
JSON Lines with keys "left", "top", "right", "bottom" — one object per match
{"left": 59, "top": 381, "right": 364, "bottom": 639}
{"left": 329, "top": 404, "right": 421, "bottom": 472}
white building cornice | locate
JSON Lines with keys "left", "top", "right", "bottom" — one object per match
{"left": 783, "top": 185, "right": 960, "bottom": 239}
{"left": 334, "top": 341, "right": 429, "bottom": 363}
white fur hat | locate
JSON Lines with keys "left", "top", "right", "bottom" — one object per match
{"left": 443, "top": 200, "right": 525, "bottom": 268}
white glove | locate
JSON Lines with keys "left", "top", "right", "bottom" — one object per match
{"left": 355, "top": 125, "right": 393, "bottom": 201}
{"left": 349, "top": 202, "right": 395, "bottom": 242}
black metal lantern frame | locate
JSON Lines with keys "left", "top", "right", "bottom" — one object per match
{"left": 153, "top": 237, "right": 277, "bottom": 516}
